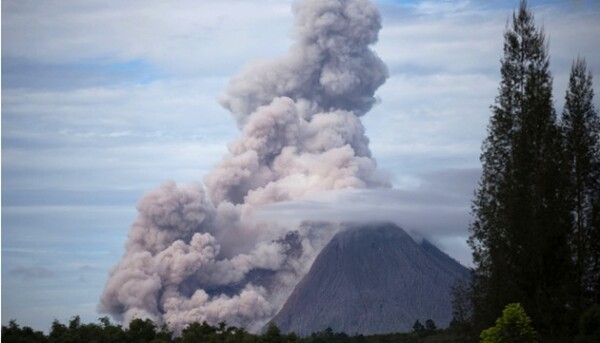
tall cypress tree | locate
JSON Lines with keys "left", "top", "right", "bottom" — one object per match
{"left": 468, "top": 1, "right": 572, "bottom": 338}
{"left": 561, "top": 58, "right": 600, "bottom": 310}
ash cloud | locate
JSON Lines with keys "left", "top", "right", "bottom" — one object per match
{"left": 100, "top": 0, "right": 388, "bottom": 333}
{"left": 254, "top": 168, "right": 479, "bottom": 267}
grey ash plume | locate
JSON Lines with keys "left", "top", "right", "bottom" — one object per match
{"left": 99, "top": 0, "right": 388, "bottom": 333}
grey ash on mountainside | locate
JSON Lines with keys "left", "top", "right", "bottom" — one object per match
{"left": 270, "top": 223, "right": 470, "bottom": 336}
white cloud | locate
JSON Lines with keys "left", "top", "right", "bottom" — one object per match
{"left": 2, "top": 76, "right": 237, "bottom": 192}
{"left": 253, "top": 181, "right": 476, "bottom": 266}
{"left": 3, "top": 0, "right": 293, "bottom": 76}
{"left": 368, "top": 0, "right": 600, "bottom": 187}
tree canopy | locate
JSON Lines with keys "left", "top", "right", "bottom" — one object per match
{"left": 467, "top": 1, "right": 600, "bottom": 341}
{"left": 480, "top": 303, "right": 537, "bottom": 343}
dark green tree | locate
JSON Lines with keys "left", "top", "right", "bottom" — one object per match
{"left": 2, "top": 320, "right": 48, "bottom": 343}
{"left": 425, "top": 319, "right": 436, "bottom": 331}
{"left": 412, "top": 320, "right": 424, "bottom": 333}
{"left": 262, "top": 323, "right": 282, "bottom": 343}
{"left": 126, "top": 318, "right": 157, "bottom": 343}
{"left": 97, "top": 316, "right": 126, "bottom": 343}
{"left": 153, "top": 323, "right": 173, "bottom": 343}
{"left": 480, "top": 303, "right": 537, "bottom": 343}
{"left": 561, "top": 57, "right": 600, "bottom": 311}
{"left": 575, "top": 305, "right": 600, "bottom": 343}
{"left": 450, "top": 277, "right": 473, "bottom": 340}
{"left": 285, "top": 331, "right": 300, "bottom": 342}
{"left": 48, "top": 319, "right": 72, "bottom": 343}
{"left": 468, "top": 0, "right": 571, "bottom": 338}
{"left": 180, "top": 321, "right": 216, "bottom": 343}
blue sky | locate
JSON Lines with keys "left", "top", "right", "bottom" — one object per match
{"left": 2, "top": 0, "right": 600, "bottom": 332}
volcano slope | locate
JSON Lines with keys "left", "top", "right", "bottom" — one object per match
{"left": 270, "top": 222, "right": 470, "bottom": 335}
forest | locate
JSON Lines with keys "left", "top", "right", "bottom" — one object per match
{"left": 2, "top": 316, "right": 465, "bottom": 343}
{"left": 459, "top": 1, "right": 600, "bottom": 342}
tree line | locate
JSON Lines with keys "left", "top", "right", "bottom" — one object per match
{"left": 2, "top": 316, "right": 461, "bottom": 343}
{"left": 461, "top": 0, "right": 600, "bottom": 342}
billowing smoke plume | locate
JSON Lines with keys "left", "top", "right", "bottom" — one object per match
{"left": 99, "top": 0, "right": 388, "bottom": 333}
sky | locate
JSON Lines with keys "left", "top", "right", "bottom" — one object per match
{"left": 2, "top": 0, "right": 600, "bottom": 332}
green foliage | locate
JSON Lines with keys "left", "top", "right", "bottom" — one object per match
{"left": 1, "top": 317, "right": 463, "bottom": 343}
{"left": 7, "top": 316, "right": 125, "bottom": 343}
{"left": 263, "top": 323, "right": 282, "bottom": 343}
{"left": 424, "top": 320, "right": 436, "bottom": 331}
{"left": 480, "top": 303, "right": 537, "bottom": 343}
{"left": 562, "top": 57, "right": 600, "bottom": 313}
{"left": 410, "top": 319, "right": 439, "bottom": 339}
{"left": 2, "top": 320, "right": 48, "bottom": 343}
{"left": 468, "top": 0, "right": 583, "bottom": 339}
{"left": 96, "top": 316, "right": 127, "bottom": 342}
{"left": 126, "top": 318, "right": 157, "bottom": 343}
{"left": 449, "top": 278, "right": 474, "bottom": 341}
{"left": 180, "top": 321, "right": 213, "bottom": 342}
{"left": 575, "top": 305, "right": 600, "bottom": 343}
{"left": 412, "top": 320, "right": 424, "bottom": 333}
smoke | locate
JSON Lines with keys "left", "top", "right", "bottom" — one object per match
{"left": 99, "top": 0, "right": 388, "bottom": 333}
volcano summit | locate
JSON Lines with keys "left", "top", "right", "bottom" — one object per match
{"left": 271, "top": 223, "right": 470, "bottom": 335}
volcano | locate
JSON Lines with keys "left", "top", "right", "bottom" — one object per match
{"left": 270, "top": 223, "right": 470, "bottom": 335}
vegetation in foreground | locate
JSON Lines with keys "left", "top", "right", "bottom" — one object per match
{"left": 3, "top": 306, "right": 600, "bottom": 343}
{"left": 2, "top": 316, "right": 459, "bottom": 343}
{"left": 458, "top": 0, "right": 600, "bottom": 342}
